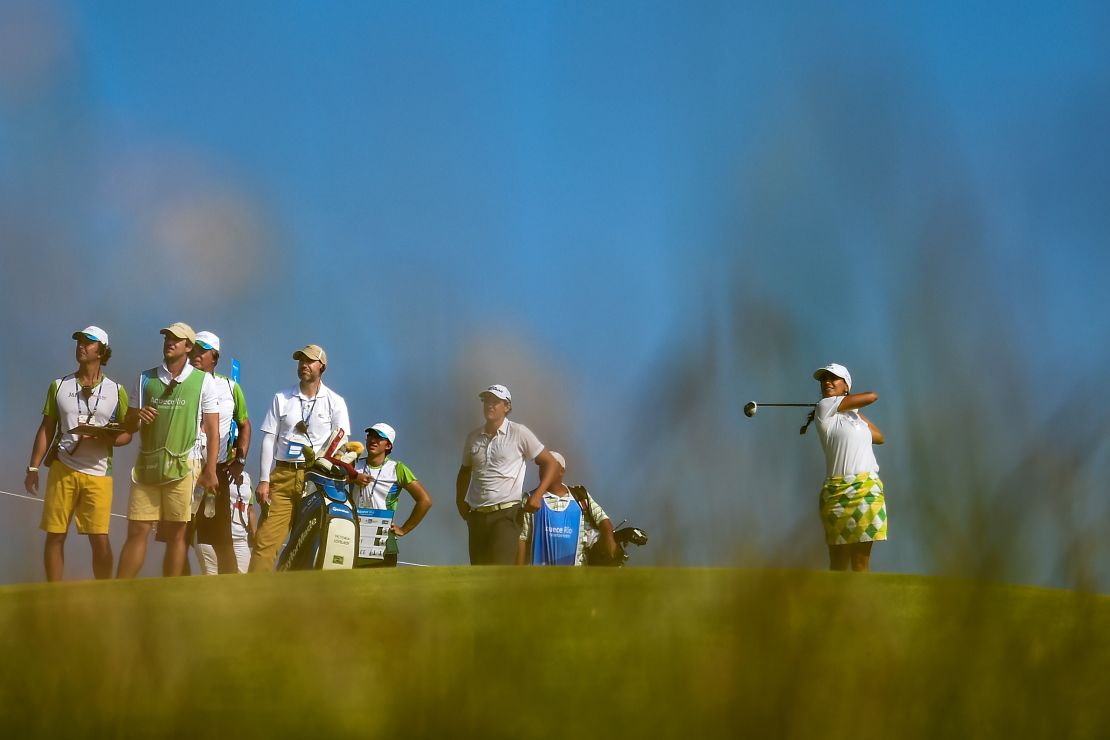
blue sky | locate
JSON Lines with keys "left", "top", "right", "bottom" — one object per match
{"left": 1, "top": 1, "right": 1108, "bottom": 583}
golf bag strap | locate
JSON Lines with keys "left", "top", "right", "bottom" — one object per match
{"left": 569, "top": 485, "right": 597, "bottom": 529}
{"left": 43, "top": 379, "right": 67, "bottom": 464}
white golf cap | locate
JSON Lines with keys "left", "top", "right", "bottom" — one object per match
{"left": 479, "top": 384, "right": 512, "bottom": 402}
{"left": 365, "top": 422, "right": 396, "bottom": 445}
{"left": 813, "top": 363, "right": 852, "bottom": 391}
{"left": 549, "top": 451, "right": 566, "bottom": 471}
{"left": 194, "top": 331, "right": 221, "bottom": 353}
{"left": 72, "top": 326, "right": 109, "bottom": 346}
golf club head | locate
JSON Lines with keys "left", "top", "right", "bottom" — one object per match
{"left": 743, "top": 401, "right": 757, "bottom": 418}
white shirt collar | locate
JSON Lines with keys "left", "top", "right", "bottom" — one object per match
{"left": 294, "top": 382, "right": 328, "bottom": 401}
{"left": 158, "top": 362, "right": 194, "bottom": 384}
{"left": 482, "top": 418, "right": 509, "bottom": 436}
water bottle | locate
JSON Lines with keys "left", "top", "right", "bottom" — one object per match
{"left": 203, "top": 490, "right": 216, "bottom": 518}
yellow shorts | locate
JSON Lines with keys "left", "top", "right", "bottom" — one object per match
{"left": 40, "top": 462, "right": 114, "bottom": 535}
{"left": 128, "top": 460, "right": 200, "bottom": 522}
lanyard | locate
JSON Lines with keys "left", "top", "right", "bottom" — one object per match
{"left": 299, "top": 395, "right": 318, "bottom": 425}
{"left": 76, "top": 375, "right": 104, "bottom": 424}
{"left": 361, "top": 460, "right": 387, "bottom": 505}
{"left": 297, "top": 393, "right": 320, "bottom": 447}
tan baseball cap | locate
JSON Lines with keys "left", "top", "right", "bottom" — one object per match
{"left": 160, "top": 322, "right": 197, "bottom": 343}
{"left": 293, "top": 344, "right": 328, "bottom": 365}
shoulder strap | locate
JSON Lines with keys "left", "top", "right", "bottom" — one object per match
{"left": 569, "top": 485, "right": 596, "bottom": 528}
{"left": 54, "top": 375, "right": 71, "bottom": 411}
{"left": 45, "top": 376, "right": 71, "bottom": 454}
{"left": 105, "top": 377, "right": 123, "bottom": 419}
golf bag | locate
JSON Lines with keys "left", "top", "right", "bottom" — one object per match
{"left": 566, "top": 485, "right": 649, "bottom": 567}
{"left": 585, "top": 523, "right": 649, "bottom": 567}
{"left": 275, "top": 430, "right": 364, "bottom": 571}
{"left": 276, "top": 471, "right": 358, "bottom": 570}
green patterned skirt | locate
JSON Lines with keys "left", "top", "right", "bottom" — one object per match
{"left": 819, "top": 472, "right": 887, "bottom": 545}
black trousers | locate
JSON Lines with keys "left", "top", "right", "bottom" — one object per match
{"left": 467, "top": 504, "right": 522, "bottom": 565}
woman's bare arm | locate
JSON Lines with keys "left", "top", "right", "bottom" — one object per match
{"left": 837, "top": 391, "right": 878, "bottom": 413}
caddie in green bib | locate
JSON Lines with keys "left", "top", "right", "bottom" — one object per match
{"left": 133, "top": 369, "right": 206, "bottom": 485}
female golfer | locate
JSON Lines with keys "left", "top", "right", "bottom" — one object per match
{"left": 811, "top": 363, "right": 886, "bottom": 572}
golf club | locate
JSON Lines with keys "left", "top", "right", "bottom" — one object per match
{"left": 743, "top": 401, "right": 817, "bottom": 435}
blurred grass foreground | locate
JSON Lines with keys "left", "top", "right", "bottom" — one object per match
{"left": 2, "top": 568, "right": 1109, "bottom": 739}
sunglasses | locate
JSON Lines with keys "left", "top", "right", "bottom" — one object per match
{"left": 160, "top": 380, "right": 179, "bottom": 399}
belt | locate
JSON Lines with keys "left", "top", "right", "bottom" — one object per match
{"left": 275, "top": 460, "right": 307, "bottom": 470}
{"left": 471, "top": 501, "right": 520, "bottom": 514}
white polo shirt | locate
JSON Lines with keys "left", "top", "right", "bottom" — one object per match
{"left": 814, "top": 396, "right": 880, "bottom": 479}
{"left": 259, "top": 382, "right": 350, "bottom": 463}
{"left": 196, "top": 373, "right": 248, "bottom": 464}
{"left": 131, "top": 362, "right": 221, "bottom": 460}
{"left": 461, "top": 419, "right": 544, "bottom": 508}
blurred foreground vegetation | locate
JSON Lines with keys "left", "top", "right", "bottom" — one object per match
{"left": 1, "top": 567, "right": 1108, "bottom": 738}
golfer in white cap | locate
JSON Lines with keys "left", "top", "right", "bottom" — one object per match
{"left": 456, "top": 384, "right": 561, "bottom": 564}
{"left": 188, "top": 331, "right": 253, "bottom": 574}
{"left": 351, "top": 422, "right": 432, "bottom": 568}
{"left": 811, "top": 363, "right": 887, "bottom": 572}
{"left": 24, "top": 326, "right": 132, "bottom": 581}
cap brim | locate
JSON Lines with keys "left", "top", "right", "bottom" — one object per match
{"left": 195, "top": 341, "right": 214, "bottom": 351}
{"left": 72, "top": 332, "right": 98, "bottom": 342}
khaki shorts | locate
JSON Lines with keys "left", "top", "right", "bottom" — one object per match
{"left": 128, "top": 460, "right": 201, "bottom": 522}
{"left": 40, "top": 462, "right": 114, "bottom": 535}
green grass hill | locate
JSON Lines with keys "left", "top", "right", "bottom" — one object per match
{"left": 2, "top": 568, "right": 1108, "bottom": 738}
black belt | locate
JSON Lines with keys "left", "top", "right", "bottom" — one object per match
{"left": 275, "top": 460, "right": 307, "bottom": 469}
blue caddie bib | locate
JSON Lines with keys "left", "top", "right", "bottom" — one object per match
{"left": 531, "top": 496, "right": 582, "bottom": 565}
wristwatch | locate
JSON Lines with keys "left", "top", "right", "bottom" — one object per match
{"left": 26, "top": 466, "right": 39, "bottom": 473}
{"left": 235, "top": 454, "right": 247, "bottom": 465}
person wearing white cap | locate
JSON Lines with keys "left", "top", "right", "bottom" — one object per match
{"left": 249, "top": 344, "right": 350, "bottom": 573}
{"left": 117, "top": 322, "right": 222, "bottom": 578}
{"left": 187, "top": 331, "right": 253, "bottom": 574}
{"left": 24, "top": 326, "right": 132, "bottom": 581}
{"left": 456, "top": 384, "right": 561, "bottom": 565}
{"left": 516, "top": 451, "right": 616, "bottom": 566}
{"left": 351, "top": 422, "right": 432, "bottom": 568}
{"left": 811, "top": 363, "right": 887, "bottom": 572}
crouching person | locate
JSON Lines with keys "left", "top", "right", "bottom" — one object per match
{"left": 516, "top": 451, "right": 616, "bottom": 566}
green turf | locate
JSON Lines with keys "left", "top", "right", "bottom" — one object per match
{"left": 1, "top": 568, "right": 1108, "bottom": 738}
